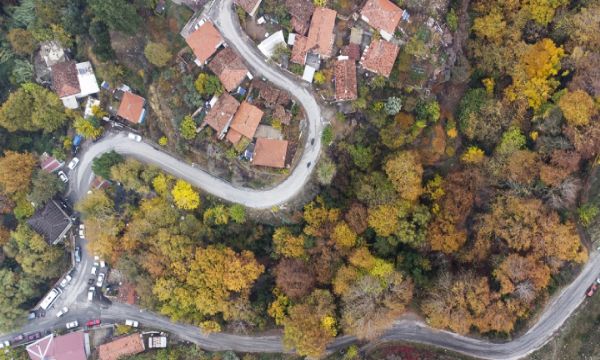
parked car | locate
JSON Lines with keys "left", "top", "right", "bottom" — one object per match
{"left": 96, "top": 273, "right": 105, "bottom": 287}
{"left": 0, "top": 340, "right": 10, "bottom": 349}
{"left": 57, "top": 171, "right": 68, "bottom": 183}
{"left": 87, "top": 287, "right": 95, "bottom": 301}
{"left": 88, "top": 278, "right": 95, "bottom": 285}
{"left": 125, "top": 319, "right": 139, "bottom": 327}
{"left": 59, "top": 275, "right": 72, "bottom": 288}
{"left": 587, "top": 283, "right": 598, "bottom": 297}
{"left": 90, "top": 266, "right": 97, "bottom": 275}
{"left": 67, "top": 157, "right": 80, "bottom": 170}
{"left": 26, "top": 332, "right": 41, "bottom": 341}
{"left": 85, "top": 319, "right": 101, "bottom": 327}
{"left": 127, "top": 132, "right": 142, "bottom": 142}
{"left": 66, "top": 321, "right": 79, "bottom": 330}
{"left": 100, "top": 261, "right": 106, "bottom": 268}
{"left": 79, "top": 224, "right": 85, "bottom": 238}
{"left": 596, "top": 277, "right": 600, "bottom": 285}
{"left": 11, "top": 334, "right": 24, "bottom": 343}
{"left": 56, "top": 307, "right": 69, "bottom": 318}
{"left": 74, "top": 247, "right": 81, "bottom": 263}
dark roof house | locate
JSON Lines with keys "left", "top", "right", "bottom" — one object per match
{"left": 208, "top": 47, "right": 249, "bottom": 92}
{"left": 27, "top": 200, "right": 73, "bottom": 245}
{"left": 285, "top": 0, "right": 314, "bottom": 35}
{"left": 51, "top": 61, "right": 80, "bottom": 99}
{"left": 203, "top": 92, "right": 241, "bottom": 138}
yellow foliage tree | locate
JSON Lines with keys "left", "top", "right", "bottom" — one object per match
{"left": 472, "top": 10, "right": 506, "bottom": 43}
{"left": 384, "top": 151, "right": 423, "bottom": 202}
{"left": 368, "top": 204, "right": 399, "bottom": 237}
{"left": 461, "top": 146, "right": 486, "bottom": 164}
{"left": 0, "top": 151, "right": 37, "bottom": 195}
{"left": 171, "top": 179, "right": 200, "bottom": 210}
{"left": 331, "top": 221, "right": 357, "bottom": 249}
{"left": 558, "top": 89, "right": 597, "bottom": 127}
{"left": 273, "top": 227, "right": 306, "bottom": 258}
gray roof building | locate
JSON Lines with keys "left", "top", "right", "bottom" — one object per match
{"left": 27, "top": 200, "right": 73, "bottom": 245}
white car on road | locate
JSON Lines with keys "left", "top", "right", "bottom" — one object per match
{"left": 59, "top": 275, "right": 72, "bottom": 288}
{"left": 128, "top": 132, "right": 142, "bottom": 142}
{"left": 96, "top": 273, "right": 105, "bottom": 288}
{"left": 67, "top": 157, "right": 80, "bottom": 170}
{"left": 56, "top": 307, "right": 69, "bottom": 318}
{"left": 66, "top": 321, "right": 78, "bottom": 329}
{"left": 125, "top": 319, "right": 139, "bottom": 327}
{"left": 87, "top": 287, "right": 95, "bottom": 301}
{"left": 57, "top": 170, "right": 68, "bottom": 183}
{"left": 90, "top": 266, "right": 97, "bottom": 275}
{"left": 79, "top": 224, "right": 85, "bottom": 238}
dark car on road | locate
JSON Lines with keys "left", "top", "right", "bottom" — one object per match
{"left": 11, "top": 334, "right": 24, "bottom": 344}
{"left": 26, "top": 332, "right": 41, "bottom": 341}
{"left": 85, "top": 319, "right": 101, "bottom": 327}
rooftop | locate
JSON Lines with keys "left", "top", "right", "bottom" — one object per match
{"left": 27, "top": 199, "right": 73, "bottom": 245}
{"left": 75, "top": 61, "right": 100, "bottom": 97}
{"left": 203, "top": 92, "right": 241, "bottom": 137}
{"left": 51, "top": 61, "right": 80, "bottom": 98}
{"left": 26, "top": 332, "right": 88, "bottom": 360}
{"left": 117, "top": 91, "right": 146, "bottom": 124}
{"left": 228, "top": 101, "right": 264, "bottom": 143}
{"left": 340, "top": 43, "right": 361, "bottom": 61}
{"left": 334, "top": 58, "right": 358, "bottom": 101}
{"left": 360, "top": 38, "right": 399, "bottom": 77}
{"left": 234, "top": 0, "right": 262, "bottom": 16}
{"left": 306, "top": 7, "right": 337, "bottom": 58}
{"left": 40, "top": 152, "right": 63, "bottom": 173}
{"left": 185, "top": 20, "right": 224, "bottom": 64}
{"left": 98, "top": 334, "right": 145, "bottom": 360}
{"left": 208, "top": 47, "right": 249, "bottom": 92}
{"left": 360, "top": 0, "right": 403, "bottom": 36}
{"left": 252, "top": 138, "right": 289, "bottom": 168}
{"left": 286, "top": 0, "right": 314, "bottom": 35}
{"left": 290, "top": 35, "right": 309, "bottom": 65}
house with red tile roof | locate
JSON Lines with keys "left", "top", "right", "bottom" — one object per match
{"left": 306, "top": 7, "right": 337, "bottom": 59}
{"left": 360, "top": 38, "right": 399, "bottom": 78}
{"left": 291, "top": 35, "right": 310, "bottom": 65}
{"left": 185, "top": 20, "right": 224, "bottom": 66}
{"left": 285, "top": 0, "right": 314, "bottom": 35}
{"left": 51, "top": 61, "right": 100, "bottom": 109}
{"left": 226, "top": 101, "right": 263, "bottom": 144}
{"left": 252, "top": 138, "right": 288, "bottom": 168}
{"left": 117, "top": 91, "right": 146, "bottom": 124}
{"left": 208, "top": 47, "right": 249, "bottom": 92}
{"left": 26, "top": 332, "right": 89, "bottom": 360}
{"left": 98, "top": 334, "right": 145, "bottom": 360}
{"left": 334, "top": 57, "right": 358, "bottom": 101}
{"left": 40, "top": 152, "right": 64, "bottom": 173}
{"left": 360, "top": 0, "right": 403, "bottom": 41}
{"left": 203, "top": 92, "right": 241, "bottom": 139}
{"left": 234, "top": 0, "right": 262, "bottom": 17}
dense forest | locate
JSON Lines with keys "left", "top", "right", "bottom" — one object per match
{"left": 0, "top": 0, "right": 599, "bottom": 358}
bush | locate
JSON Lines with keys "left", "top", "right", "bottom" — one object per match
{"left": 144, "top": 42, "right": 172, "bottom": 67}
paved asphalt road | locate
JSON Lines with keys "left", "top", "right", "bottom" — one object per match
{"left": 1, "top": 1, "right": 598, "bottom": 359}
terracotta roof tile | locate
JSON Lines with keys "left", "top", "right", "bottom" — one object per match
{"left": 208, "top": 47, "right": 249, "bottom": 92}
{"left": 360, "top": 38, "right": 399, "bottom": 77}
{"left": 290, "top": 35, "right": 309, "bottom": 65}
{"left": 229, "top": 101, "right": 263, "bottom": 142}
{"left": 360, "top": 0, "right": 403, "bottom": 36}
{"left": 335, "top": 58, "right": 358, "bottom": 101}
{"left": 286, "top": 0, "right": 314, "bottom": 35}
{"left": 253, "top": 79, "right": 290, "bottom": 106}
{"left": 51, "top": 61, "right": 80, "bottom": 98}
{"left": 185, "top": 20, "right": 223, "bottom": 64}
{"left": 340, "top": 43, "right": 361, "bottom": 61}
{"left": 273, "top": 105, "right": 292, "bottom": 125}
{"left": 27, "top": 333, "right": 87, "bottom": 360}
{"left": 204, "top": 92, "right": 241, "bottom": 136}
{"left": 98, "top": 334, "right": 145, "bottom": 360}
{"left": 117, "top": 92, "right": 146, "bottom": 124}
{"left": 226, "top": 128, "right": 243, "bottom": 144}
{"left": 306, "top": 7, "right": 337, "bottom": 58}
{"left": 252, "top": 138, "right": 288, "bottom": 168}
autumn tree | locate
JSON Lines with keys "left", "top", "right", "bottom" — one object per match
{"left": 179, "top": 115, "right": 197, "bottom": 141}
{"left": 275, "top": 258, "right": 316, "bottom": 300}
{"left": 384, "top": 151, "right": 423, "bottom": 202}
{"left": 89, "top": 0, "right": 141, "bottom": 34}
{"left": 7, "top": 28, "right": 37, "bottom": 55}
{"left": 74, "top": 116, "right": 103, "bottom": 140}
{"left": 28, "top": 170, "right": 64, "bottom": 207}
{"left": 0, "top": 269, "right": 40, "bottom": 332}
{"left": 0, "top": 83, "right": 68, "bottom": 133}
{"left": 92, "top": 151, "right": 124, "bottom": 179}
{"left": 111, "top": 159, "right": 159, "bottom": 194}
{"left": 558, "top": 90, "right": 597, "bottom": 127}
{"left": 171, "top": 180, "right": 200, "bottom": 210}
{"left": 272, "top": 227, "right": 306, "bottom": 258}
{"left": 144, "top": 41, "right": 172, "bottom": 67}
{"left": 282, "top": 290, "right": 337, "bottom": 358}
{"left": 0, "top": 151, "right": 37, "bottom": 195}
{"left": 331, "top": 221, "right": 357, "bottom": 249}
{"left": 194, "top": 73, "right": 223, "bottom": 97}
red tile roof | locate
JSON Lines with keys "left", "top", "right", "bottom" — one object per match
{"left": 98, "top": 334, "right": 145, "bottom": 360}
{"left": 306, "top": 7, "right": 337, "bottom": 58}
{"left": 204, "top": 92, "right": 241, "bottom": 135}
{"left": 335, "top": 58, "right": 358, "bottom": 101}
{"left": 360, "top": 38, "right": 399, "bottom": 77}
{"left": 27, "top": 333, "right": 87, "bottom": 360}
{"left": 226, "top": 128, "right": 243, "bottom": 144}
{"left": 229, "top": 101, "right": 263, "bottom": 143}
{"left": 208, "top": 47, "right": 249, "bottom": 92}
{"left": 360, "top": 0, "right": 403, "bottom": 36}
{"left": 273, "top": 104, "right": 292, "bottom": 125}
{"left": 291, "top": 35, "right": 309, "bottom": 65}
{"left": 185, "top": 20, "right": 223, "bottom": 64}
{"left": 286, "top": 0, "right": 314, "bottom": 35}
{"left": 51, "top": 61, "right": 80, "bottom": 98}
{"left": 117, "top": 92, "right": 146, "bottom": 124}
{"left": 340, "top": 43, "right": 361, "bottom": 61}
{"left": 40, "top": 153, "right": 62, "bottom": 173}
{"left": 252, "top": 138, "right": 289, "bottom": 168}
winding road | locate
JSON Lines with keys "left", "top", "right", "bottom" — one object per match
{"left": 1, "top": 1, "right": 597, "bottom": 359}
